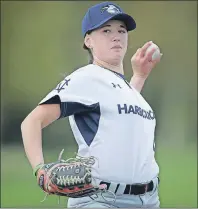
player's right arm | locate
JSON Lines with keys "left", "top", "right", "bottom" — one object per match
{"left": 21, "top": 103, "right": 61, "bottom": 171}
{"left": 21, "top": 68, "right": 98, "bottom": 174}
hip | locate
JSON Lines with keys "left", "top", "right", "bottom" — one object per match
{"left": 67, "top": 176, "right": 160, "bottom": 208}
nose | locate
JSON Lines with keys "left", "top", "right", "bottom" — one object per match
{"left": 112, "top": 33, "right": 121, "bottom": 42}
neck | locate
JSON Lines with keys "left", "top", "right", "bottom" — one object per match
{"left": 93, "top": 57, "right": 124, "bottom": 75}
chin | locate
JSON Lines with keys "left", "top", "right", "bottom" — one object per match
{"left": 102, "top": 52, "right": 125, "bottom": 65}
{"left": 109, "top": 56, "right": 123, "bottom": 65}
{"left": 113, "top": 53, "right": 124, "bottom": 61}
{"left": 113, "top": 51, "right": 125, "bottom": 59}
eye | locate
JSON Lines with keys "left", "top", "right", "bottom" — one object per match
{"left": 103, "top": 29, "right": 111, "bottom": 33}
{"left": 119, "top": 30, "right": 126, "bottom": 34}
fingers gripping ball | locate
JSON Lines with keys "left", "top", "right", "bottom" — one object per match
{"left": 34, "top": 150, "right": 106, "bottom": 200}
{"left": 145, "top": 42, "right": 162, "bottom": 61}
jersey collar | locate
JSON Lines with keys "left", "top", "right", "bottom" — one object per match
{"left": 110, "top": 70, "right": 126, "bottom": 80}
{"left": 91, "top": 64, "right": 126, "bottom": 80}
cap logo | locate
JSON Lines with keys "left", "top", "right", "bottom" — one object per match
{"left": 101, "top": 5, "right": 121, "bottom": 15}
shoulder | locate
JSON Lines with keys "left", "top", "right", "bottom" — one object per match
{"left": 56, "top": 64, "right": 102, "bottom": 92}
{"left": 64, "top": 64, "right": 108, "bottom": 83}
{"left": 71, "top": 64, "right": 102, "bottom": 77}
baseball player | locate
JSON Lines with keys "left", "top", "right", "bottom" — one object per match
{"left": 21, "top": 1, "right": 162, "bottom": 208}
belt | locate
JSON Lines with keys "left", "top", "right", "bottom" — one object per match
{"left": 99, "top": 180, "right": 155, "bottom": 195}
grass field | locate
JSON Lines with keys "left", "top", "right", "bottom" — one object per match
{"left": 1, "top": 145, "right": 197, "bottom": 208}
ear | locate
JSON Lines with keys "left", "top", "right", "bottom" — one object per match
{"left": 84, "top": 34, "right": 92, "bottom": 49}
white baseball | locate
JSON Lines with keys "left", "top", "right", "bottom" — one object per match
{"left": 145, "top": 42, "right": 161, "bottom": 61}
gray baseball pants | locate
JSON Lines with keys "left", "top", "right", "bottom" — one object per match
{"left": 67, "top": 176, "right": 160, "bottom": 208}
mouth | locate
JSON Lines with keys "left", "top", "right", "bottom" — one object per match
{"left": 111, "top": 45, "right": 122, "bottom": 49}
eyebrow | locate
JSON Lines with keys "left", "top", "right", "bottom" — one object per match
{"left": 101, "top": 24, "right": 127, "bottom": 29}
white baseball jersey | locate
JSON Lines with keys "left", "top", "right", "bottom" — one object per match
{"left": 39, "top": 64, "right": 159, "bottom": 184}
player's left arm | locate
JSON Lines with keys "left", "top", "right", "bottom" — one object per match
{"left": 129, "top": 41, "right": 162, "bottom": 92}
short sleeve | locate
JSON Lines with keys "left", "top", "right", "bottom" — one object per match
{"left": 38, "top": 70, "right": 99, "bottom": 119}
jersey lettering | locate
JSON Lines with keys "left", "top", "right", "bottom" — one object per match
{"left": 117, "top": 104, "right": 155, "bottom": 120}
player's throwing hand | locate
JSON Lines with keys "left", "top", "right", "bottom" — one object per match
{"left": 131, "top": 41, "right": 162, "bottom": 79}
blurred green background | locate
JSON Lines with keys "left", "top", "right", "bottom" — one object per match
{"left": 1, "top": 1, "right": 197, "bottom": 208}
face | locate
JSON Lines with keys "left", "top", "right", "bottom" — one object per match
{"left": 84, "top": 20, "right": 128, "bottom": 65}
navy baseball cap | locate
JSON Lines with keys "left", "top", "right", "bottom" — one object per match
{"left": 82, "top": 1, "right": 136, "bottom": 37}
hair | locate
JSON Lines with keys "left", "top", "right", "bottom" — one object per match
{"left": 83, "top": 44, "right": 93, "bottom": 64}
{"left": 83, "top": 31, "right": 94, "bottom": 64}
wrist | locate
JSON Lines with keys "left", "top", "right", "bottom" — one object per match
{"left": 130, "top": 75, "right": 147, "bottom": 93}
{"left": 33, "top": 163, "right": 44, "bottom": 177}
{"left": 132, "top": 73, "right": 148, "bottom": 80}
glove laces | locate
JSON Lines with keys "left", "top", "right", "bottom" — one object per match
{"left": 40, "top": 149, "right": 117, "bottom": 205}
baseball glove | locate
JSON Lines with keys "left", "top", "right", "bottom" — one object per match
{"left": 34, "top": 149, "right": 106, "bottom": 201}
